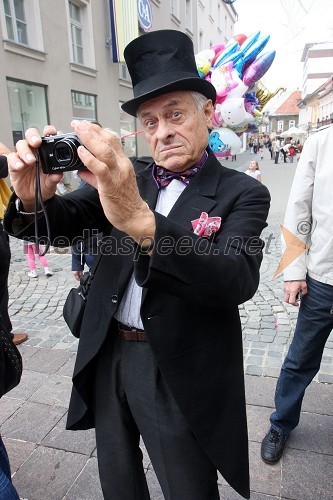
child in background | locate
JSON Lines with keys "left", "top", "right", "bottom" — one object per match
{"left": 23, "top": 241, "right": 53, "bottom": 278}
{"left": 259, "top": 144, "right": 264, "bottom": 159}
{"left": 245, "top": 160, "right": 262, "bottom": 182}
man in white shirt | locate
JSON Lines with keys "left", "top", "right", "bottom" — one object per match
{"left": 261, "top": 124, "right": 333, "bottom": 464}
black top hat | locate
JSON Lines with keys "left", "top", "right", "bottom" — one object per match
{"left": 121, "top": 30, "right": 216, "bottom": 117}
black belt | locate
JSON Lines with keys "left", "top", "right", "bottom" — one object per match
{"left": 117, "top": 321, "right": 148, "bottom": 342}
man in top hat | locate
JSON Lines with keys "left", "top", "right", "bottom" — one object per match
{"left": 5, "top": 30, "right": 270, "bottom": 499}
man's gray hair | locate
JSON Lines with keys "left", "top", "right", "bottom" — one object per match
{"left": 190, "top": 91, "right": 209, "bottom": 110}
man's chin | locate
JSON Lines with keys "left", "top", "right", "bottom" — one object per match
{"left": 157, "top": 153, "right": 191, "bottom": 171}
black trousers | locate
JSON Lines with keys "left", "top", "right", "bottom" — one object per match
{"left": 0, "top": 225, "right": 12, "bottom": 334}
{"left": 93, "top": 332, "right": 220, "bottom": 500}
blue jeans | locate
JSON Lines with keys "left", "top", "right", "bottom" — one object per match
{"left": 0, "top": 436, "right": 19, "bottom": 499}
{"left": 270, "top": 275, "right": 333, "bottom": 435}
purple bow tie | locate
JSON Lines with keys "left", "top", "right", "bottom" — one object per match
{"left": 152, "top": 151, "right": 208, "bottom": 189}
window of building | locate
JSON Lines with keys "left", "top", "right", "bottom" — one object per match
{"left": 1, "top": 0, "right": 44, "bottom": 51}
{"left": 72, "top": 90, "right": 97, "bottom": 121}
{"left": 119, "top": 103, "right": 137, "bottom": 157}
{"left": 119, "top": 63, "right": 131, "bottom": 82}
{"left": 185, "top": 0, "right": 192, "bottom": 32}
{"left": 199, "top": 30, "right": 204, "bottom": 51}
{"left": 217, "top": 3, "right": 221, "bottom": 31}
{"left": 3, "top": 0, "right": 28, "bottom": 44}
{"left": 170, "top": 0, "right": 180, "bottom": 19}
{"left": 7, "top": 79, "right": 48, "bottom": 143}
{"left": 277, "top": 120, "right": 284, "bottom": 132}
{"left": 289, "top": 120, "right": 295, "bottom": 128}
{"left": 67, "top": 0, "right": 95, "bottom": 69}
{"left": 69, "top": 0, "right": 84, "bottom": 64}
{"left": 209, "top": 0, "right": 213, "bottom": 19}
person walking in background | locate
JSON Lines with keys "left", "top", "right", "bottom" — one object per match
{"left": 253, "top": 137, "right": 259, "bottom": 154}
{"left": 265, "top": 138, "right": 273, "bottom": 159}
{"left": 261, "top": 124, "right": 333, "bottom": 465}
{"left": 5, "top": 30, "right": 270, "bottom": 499}
{"left": 259, "top": 144, "right": 264, "bottom": 160}
{"left": 245, "top": 160, "right": 262, "bottom": 182}
{"left": 273, "top": 137, "right": 281, "bottom": 164}
{"left": 0, "top": 147, "right": 28, "bottom": 346}
{"left": 288, "top": 143, "right": 297, "bottom": 163}
{"left": 280, "top": 141, "right": 290, "bottom": 163}
{"left": 23, "top": 241, "right": 53, "bottom": 278}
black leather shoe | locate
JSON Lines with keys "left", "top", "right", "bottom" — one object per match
{"left": 261, "top": 428, "right": 288, "bottom": 464}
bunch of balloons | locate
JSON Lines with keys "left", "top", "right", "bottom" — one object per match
{"left": 195, "top": 31, "right": 276, "bottom": 158}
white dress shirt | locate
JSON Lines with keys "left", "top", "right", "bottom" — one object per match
{"left": 115, "top": 179, "right": 186, "bottom": 328}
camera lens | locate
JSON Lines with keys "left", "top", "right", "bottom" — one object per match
{"left": 53, "top": 137, "right": 81, "bottom": 168}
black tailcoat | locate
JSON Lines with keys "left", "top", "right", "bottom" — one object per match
{"left": 4, "top": 150, "right": 270, "bottom": 499}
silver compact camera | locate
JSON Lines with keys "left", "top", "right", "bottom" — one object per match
{"left": 38, "top": 133, "right": 86, "bottom": 173}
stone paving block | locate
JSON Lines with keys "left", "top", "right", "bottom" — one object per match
{"left": 0, "top": 396, "right": 24, "bottom": 425}
{"left": 140, "top": 437, "right": 151, "bottom": 470}
{"left": 245, "top": 375, "right": 275, "bottom": 408}
{"left": 25, "top": 337, "right": 44, "bottom": 346}
{"left": 8, "top": 369, "right": 49, "bottom": 401}
{"left": 218, "top": 441, "right": 282, "bottom": 497}
{"left": 146, "top": 469, "right": 164, "bottom": 500}
{"left": 65, "top": 457, "right": 103, "bottom": 499}
{"left": 302, "top": 380, "right": 333, "bottom": 415}
{"left": 23, "top": 347, "right": 72, "bottom": 374}
{"left": 16, "top": 344, "right": 40, "bottom": 364}
{"left": 39, "top": 339, "right": 59, "bottom": 348}
{"left": 281, "top": 449, "right": 333, "bottom": 500}
{"left": 248, "top": 441, "right": 282, "bottom": 497}
{"left": 3, "top": 437, "right": 36, "bottom": 473}
{"left": 218, "top": 484, "right": 279, "bottom": 499}
{"left": 246, "top": 405, "right": 272, "bottom": 443}
{"left": 318, "top": 373, "right": 333, "bottom": 384}
{"left": 288, "top": 413, "right": 333, "bottom": 455}
{"left": 56, "top": 354, "right": 76, "bottom": 376}
{"left": 246, "top": 366, "right": 263, "bottom": 376}
{"left": 12, "top": 445, "right": 87, "bottom": 500}
{"left": 263, "top": 366, "right": 281, "bottom": 378}
{"left": 266, "top": 357, "right": 283, "bottom": 367}
{"left": 1, "top": 401, "right": 65, "bottom": 443}
{"left": 29, "top": 373, "right": 72, "bottom": 408}
{"left": 42, "top": 414, "right": 96, "bottom": 455}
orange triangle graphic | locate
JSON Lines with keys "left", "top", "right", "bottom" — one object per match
{"left": 273, "top": 225, "right": 310, "bottom": 279}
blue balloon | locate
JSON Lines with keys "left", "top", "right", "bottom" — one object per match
{"left": 233, "top": 57, "right": 245, "bottom": 76}
{"left": 242, "top": 34, "right": 270, "bottom": 67}
{"left": 215, "top": 49, "right": 243, "bottom": 68}
{"left": 238, "top": 31, "right": 261, "bottom": 55}
{"left": 213, "top": 40, "right": 239, "bottom": 68}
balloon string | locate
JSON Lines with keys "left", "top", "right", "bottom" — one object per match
{"left": 121, "top": 130, "right": 144, "bottom": 139}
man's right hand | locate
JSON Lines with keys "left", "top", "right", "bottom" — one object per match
{"left": 7, "top": 126, "right": 62, "bottom": 211}
{"left": 284, "top": 280, "right": 308, "bottom": 306}
{"left": 72, "top": 270, "right": 83, "bottom": 281}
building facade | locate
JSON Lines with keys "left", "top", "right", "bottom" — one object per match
{"left": 0, "top": 0, "right": 237, "bottom": 156}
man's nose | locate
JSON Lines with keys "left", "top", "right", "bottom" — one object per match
{"left": 155, "top": 120, "right": 175, "bottom": 141}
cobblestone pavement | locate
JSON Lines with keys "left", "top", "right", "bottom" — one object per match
{"left": 1, "top": 148, "right": 332, "bottom": 499}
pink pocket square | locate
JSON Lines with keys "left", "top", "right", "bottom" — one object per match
{"left": 191, "top": 212, "right": 222, "bottom": 237}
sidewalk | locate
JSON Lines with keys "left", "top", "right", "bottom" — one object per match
{"left": 1, "top": 149, "right": 332, "bottom": 499}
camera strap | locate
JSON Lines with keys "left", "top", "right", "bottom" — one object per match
{"left": 34, "top": 152, "right": 51, "bottom": 257}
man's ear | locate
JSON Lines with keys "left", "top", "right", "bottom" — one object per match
{"left": 204, "top": 100, "right": 214, "bottom": 130}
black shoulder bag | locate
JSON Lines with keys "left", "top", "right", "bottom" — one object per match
{"left": 0, "top": 327, "right": 23, "bottom": 398}
{"left": 63, "top": 252, "right": 103, "bottom": 338}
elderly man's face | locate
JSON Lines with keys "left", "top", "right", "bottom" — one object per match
{"left": 137, "top": 91, "right": 213, "bottom": 172}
